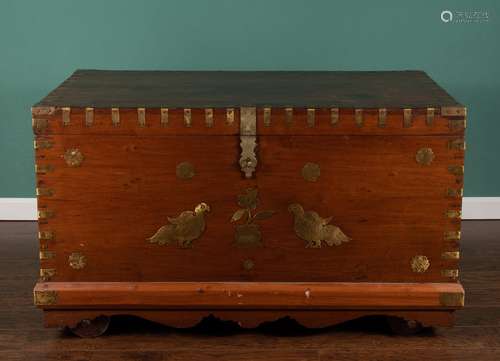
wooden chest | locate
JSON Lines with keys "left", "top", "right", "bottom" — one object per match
{"left": 33, "top": 70, "right": 465, "bottom": 336}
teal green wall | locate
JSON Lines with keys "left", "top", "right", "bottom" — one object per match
{"left": 0, "top": 0, "right": 498, "bottom": 196}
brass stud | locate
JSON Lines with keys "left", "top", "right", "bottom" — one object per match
{"left": 448, "top": 165, "right": 464, "bottom": 176}
{"left": 176, "top": 162, "right": 195, "bottom": 180}
{"left": 285, "top": 108, "right": 293, "bottom": 126}
{"left": 62, "top": 107, "right": 71, "bottom": 126}
{"left": 38, "top": 210, "right": 54, "bottom": 220}
{"left": 444, "top": 231, "right": 461, "bottom": 241}
{"left": 39, "top": 250, "right": 55, "bottom": 260}
{"left": 38, "top": 231, "right": 54, "bottom": 240}
{"left": 85, "top": 107, "right": 94, "bottom": 127}
{"left": 415, "top": 148, "right": 435, "bottom": 165}
{"left": 403, "top": 108, "right": 412, "bottom": 128}
{"left": 205, "top": 108, "right": 214, "bottom": 128}
{"left": 307, "top": 108, "right": 315, "bottom": 127}
{"left": 330, "top": 108, "right": 339, "bottom": 125}
{"left": 111, "top": 108, "right": 120, "bottom": 126}
{"left": 161, "top": 108, "right": 169, "bottom": 126}
{"left": 138, "top": 108, "right": 146, "bottom": 127}
{"left": 263, "top": 107, "right": 271, "bottom": 127}
{"left": 39, "top": 268, "right": 56, "bottom": 281}
{"left": 33, "top": 290, "right": 57, "bottom": 305}
{"left": 36, "top": 188, "right": 53, "bottom": 197}
{"left": 243, "top": 259, "right": 254, "bottom": 271}
{"left": 446, "top": 188, "right": 463, "bottom": 198}
{"left": 68, "top": 252, "right": 87, "bottom": 270}
{"left": 354, "top": 108, "right": 363, "bottom": 127}
{"left": 448, "top": 139, "right": 466, "bottom": 150}
{"left": 378, "top": 108, "right": 387, "bottom": 128}
{"left": 446, "top": 210, "right": 462, "bottom": 219}
{"left": 34, "top": 140, "right": 53, "bottom": 150}
{"left": 64, "top": 148, "right": 84, "bottom": 167}
{"left": 226, "top": 108, "right": 235, "bottom": 125}
{"left": 426, "top": 107, "right": 435, "bottom": 126}
{"left": 441, "top": 269, "right": 459, "bottom": 279}
{"left": 410, "top": 255, "right": 430, "bottom": 273}
{"left": 301, "top": 162, "right": 321, "bottom": 182}
{"left": 441, "top": 251, "right": 460, "bottom": 260}
{"left": 35, "top": 164, "right": 54, "bottom": 174}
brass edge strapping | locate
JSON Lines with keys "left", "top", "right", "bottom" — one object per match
{"left": 111, "top": 108, "right": 120, "bottom": 126}
{"left": 439, "top": 292, "right": 464, "bottom": 307}
{"left": 448, "top": 165, "right": 465, "bottom": 176}
{"left": 32, "top": 106, "right": 56, "bottom": 116}
{"left": 32, "top": 118, "right": 48, "bottom": 134}
{"left": 403, "top": 108, "right": 412, "bottom": 128}
{"left": 448, "top": 139, "right": 466, "bottom": 150}
{"left": 441, "top": 269, "right": 459, "bottom": 279}
{"left": 35, "top": 164, "right": 54, "bottom": 174}
{"left": 446, "top": 210, "right": 462, "bottom": 219}
{"left": 226, "top": 108, "right": 235, "bottom": 125}
{"left": 285, "top": 108, "right": 293, "bottom": 126}
{"left": 330, "top": 108, "right": 339, "bottom": 125}
{"left": 39, "top": 250, "right": 55, "bottom": 260}
{"left": 85, "top": 107, "right": 94, "bottom": 127}
{"left": 449, "top": 118, "right": 467, "bottom": 130}
{"left": 138, "top": 108, "right": 146, "bottom": 127}
{"left": 263, "top": 107, "right": 271, "bottom": 127}
{"left": 160, "top": 108, "right": 169, "bottom": 126}
{"left": 33, "top": 290, "right": 57, "bottom": 306}
{"left": 205, "top": 108, "right": 214, "bottom": 128}
{"left": 39, "top": 268, "right": 56, "bottom": 281}
{"left": 36, "top": 188, "right": 53, "bottom": 197}
{"left": 38, "top": 210, "right": 54, "bottom": 220}
{"left": 426, "top": 107, "right": 435, "bottom": 126}
{"left": 446, "top": 188, "right": 463, "bottom": 198}
{"left": 34, "top": 140, "right": 53, "bottom": 150}
{"left": 38, "top": 231, "right": 54, "bottom": 240}
{"left": 62, "top": 107, "right": 70, "bottom": 126}
{"left": 442, "top": 251, "right": 460, "bottom": 260}
{"left": 307, "top": 108, "right": 315, "bottom": 127}
{"left": 441, "top": 106, "right": 467, "bottom": 117}
{"left": 183, "top": 108, "right": 192, "bottom": 127}
{"left": 354, "top": 108, "right": 363, "bottom": 127}
{"left": 444, "top": 231, "right": 461, "bottom": 240}
{"left": 378, "top": 108, "right": 387, "bottom": 128}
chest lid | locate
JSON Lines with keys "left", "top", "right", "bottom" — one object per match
{"left": 32, "top": 70, "right": 465, "bottom": 138}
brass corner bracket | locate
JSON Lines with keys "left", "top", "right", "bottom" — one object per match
{"left": 439, "top": 292, "right": 464, "bottom": 307}
{"left": 34, "top": 290, "right": 57, "bottom": 306}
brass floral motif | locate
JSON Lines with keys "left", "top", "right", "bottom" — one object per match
{"left": 148, "top": 203, "right": 210, "bottom": 248}
{"left": 302, "top": 162, "right": 321, "bottom": 182}
{"left": 242, "top": 259, "right": 255, "bottom": 271}
{"left": 69, "top": 252, "right": 87, "bottom": 270}
{"left": 64, "top": 148, "right": 84, "bottom": 167}
{"left": 232, "top": 188, "right": 275, "bottom": 247}
{"left": 176, "top": 162, "right": 195, "bottom": 180}
{"left": 410, "top": 255, "right": 430, "bottom": 273}
{"left": 288, "top": 203, "right": 350, "bottom": 248}
{"left": 415, "top": 148, "right": 435, "bottom": 165}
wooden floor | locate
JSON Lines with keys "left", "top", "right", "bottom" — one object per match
{"left": 0, "top": 221, "right": 499, "bottom": 361}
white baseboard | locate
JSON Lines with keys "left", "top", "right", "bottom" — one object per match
{"left": 0, "top": 197, "right": 499, "bottom": 221}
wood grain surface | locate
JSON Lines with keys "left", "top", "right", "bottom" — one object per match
{"left": 0, "top": 221, "right": 498, "bottom": 360}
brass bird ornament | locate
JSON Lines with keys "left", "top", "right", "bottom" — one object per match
{"left": 148, "top": 202, "right": 210, "bottom": 248}
{"left": 288, "top": 203, "right": 350, "bottom": 248}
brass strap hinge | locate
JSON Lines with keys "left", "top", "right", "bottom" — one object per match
{"left": 239, "top": 107, "right": 257, "bottom": 178}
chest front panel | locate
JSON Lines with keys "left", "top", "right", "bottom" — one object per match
{"left": 35, "top": 108, "right": 464, "bottom": 283}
